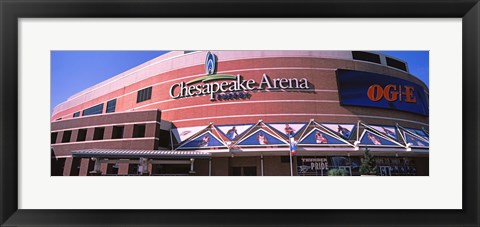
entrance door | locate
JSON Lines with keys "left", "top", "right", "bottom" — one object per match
{"left": 232, "top": 167, "right": 257, "bottom": 176}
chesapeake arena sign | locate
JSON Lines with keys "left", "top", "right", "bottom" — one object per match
{"left": 169, "top": 52, "right": 310, "bottom": 101}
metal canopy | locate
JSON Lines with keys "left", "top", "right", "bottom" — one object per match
{"left": 71, "top": 149, "right": 211, "bottom": 159}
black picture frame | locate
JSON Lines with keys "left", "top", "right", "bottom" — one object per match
{"left": 1, "top": 0, "right": 479, "bottom": 226}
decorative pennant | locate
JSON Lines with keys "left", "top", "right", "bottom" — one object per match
{"left": 404, "top": 133, "right": 429, "bottom": 147}
{"left": 236, "top": 129, "right": 287, "bottom": 146}
{"left": 405, "top": 128, "right": 429, "bottom": 141}
{"left": 321, "top": 123, "right": 355, "bottom": 139}
{"left": 171, "top": 126, "right": 206, "bottom": 143}
{"left": 370, "top": 125, "right": 398, "bottom": 140}
{"left": 268, "top": 123, "right": 306, "bottom": 137}
{"left": 360, "top": 131, "right": 398, "bottom": 146}
{"left": 179, "top": 131, "right": 226, "bottom": 149}
{"left": 299, "top": 128, "right": 347, "bottom": 145}
{"left": 216, "top": 124, "right": 253, "bottom": 141}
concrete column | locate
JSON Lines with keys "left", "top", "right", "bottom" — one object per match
{"left": 86, "top": 128, "right": 95, "bottom": 141}
{"left": 124, "top": 124, "right": 134, "bottom": 139}
{"left": 209, "top": 159, "right": 212, "bottom": 176}
{"left": 79, "top": 158, "right": 90, "bottom": 176}
{"left": 71, "top": 130, "right": 79, "bottom": 143}
{"left": 55, "top": 131, "right": 63, "bottom": 144}
{"left": 147, "top": 161, "right": 153, "bottom": 176}
{"left": 145, "top": 123, "right": 157, "bottom": 138}
{"left": 104, "top": 126, "right": 114, "bottom": 140}
{"left": 189, "top": 158, "right": 196, "bottom": 174}
{"left": 100, "top": 162, "right": 108, "bottom": 175}
{"left": 118, "top": 163, "right": 129, "bottom": 175}
{"left": 62, "top": 157, "right": 73, "bottom": 176}
{"left": 261, "top": 154, "right": 264, "bottom": 176}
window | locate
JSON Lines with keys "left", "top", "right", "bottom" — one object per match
{"left": 386, "top": 57, "right": 408, "bottom": 71}
{"left": 51, "top": 132, "right": 58, "bottom": 144}
{"left": 136, "top": 87, "right": 152, "bottom": 103}
{"left": 93, "top": 127, "right": 105, "bottom": 140}
{"left": 77, "top": 129, "right": 87, "bottom": 142}
{"left": 128, "top": 163, "right": 139, "bottom": 175}
{"left": 352, "top": 51, "right": 381, "bottom": 64}
{"left": 106, "top": 99, "right": 117, "bottom": 113}
{"left": 70, "top": 158, "right": 81, "bottom": 176}
{"left": 73, "top": 111, "right": 80, "bottom": 118}
{"left": 133, "top": 124, "right": 146, "bottom": 138}
{"left": 112, "top": 126, "right": 124, "bottom": 139}
{"left": 106, "top": 163, "right": 119, "bottom": 175}
{"left": 82, "top": 103, "right": 104, "bottom": 116}
{"left": 61, "top": 130, "right": 72, "bottom": 143}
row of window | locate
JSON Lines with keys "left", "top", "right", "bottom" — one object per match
{"left": 71, "top": 86, "right": 153, "bottom": 119}
{"left": 352, "top": 51, "right": 407, "bottom": 72}
{"left": 51, "top": 124, "right": 146, "bottom": 144}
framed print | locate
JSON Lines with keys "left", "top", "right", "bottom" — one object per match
{"left": 1, "top": 0, "right": 479, "bottom": 226}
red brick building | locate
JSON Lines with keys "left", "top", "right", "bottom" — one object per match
{"left": 51, "top": 51, "right": 429, "bottom": 176}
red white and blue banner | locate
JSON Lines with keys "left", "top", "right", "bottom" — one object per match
{"left": 289, "top": 135, "right": 297, "bottom": 155}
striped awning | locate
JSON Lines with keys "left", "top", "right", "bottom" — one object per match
{"left": 71, "top": 149, "right": 211, "bottom": 159}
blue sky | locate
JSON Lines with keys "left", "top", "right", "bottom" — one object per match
{"left": 51, "top": 50, "right": 429, "bottom": 114}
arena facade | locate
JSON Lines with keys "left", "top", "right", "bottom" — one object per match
{"left": 51, "top": 50, "right": 429, "bottom": 176}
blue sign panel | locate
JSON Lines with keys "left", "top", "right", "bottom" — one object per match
{"left": 181, "top": 132, "right": 224, "bottom": 148}
{"left": 360, "top": 131, "right": 397, "bottom": 146}
{"left": 237, "top": 130, "right": 286, "bottom": 146}
{"left": 336, "top": 69, "right": 429, "bottom": 116}
{"left": 299, "top": 129, "right": 346, "bottom": 145}
{"left": 404, "top": 133, "right": 429, "bottom": 147}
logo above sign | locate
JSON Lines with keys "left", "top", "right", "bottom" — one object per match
{"left": 205, "top": 51, "right": 216, "bottom": 75}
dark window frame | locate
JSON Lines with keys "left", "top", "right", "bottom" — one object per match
{"left": 106, "top": 99, "right": 117, "bottom": 113}
{"left": 93, "top": 127, "right": 105, "bottom": 140}
{"left": 51, "top": 132, "right": 58, "bottom": 144}
{"left": 112, "top": 126, "right": 124, "bottom": 139}
{"left": 386, "top": 57, "right": 408, "bottom": 71}
{"left": 76, "top": 128, "right": 87, "bottom": 142}
{"left": 136, "top": 87, "right": 152, "bottom": 103}
{"left": 133, "top": 124, "right": 146, "bottom": 138}
{"left": 352, "top": 51, "right": 381, "bottom": 64}
{"left": 82, "top": 103, "right": 104, "bottom": 116}
{"left": 61, "top": 130, "right": 72, "bottom": 143}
